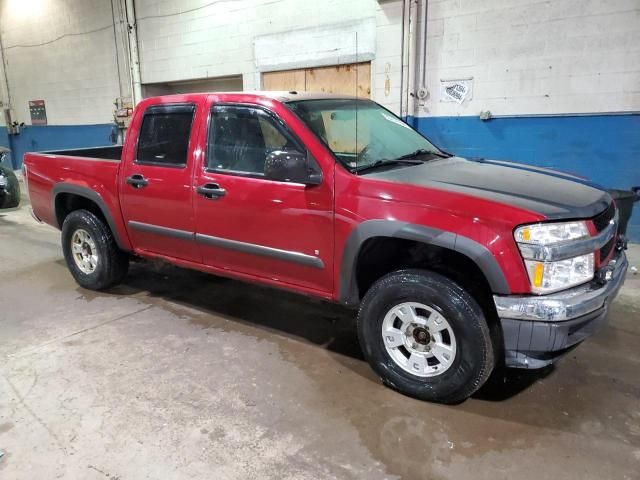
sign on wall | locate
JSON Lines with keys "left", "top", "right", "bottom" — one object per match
{"left": 440, "top": 78, "right": 473, "bottom": 104}
{"left": 29, "top": 100, "right": 47, "bottom": 125}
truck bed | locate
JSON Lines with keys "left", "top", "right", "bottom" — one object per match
{"left": 23, "top": 147, "right": 128, "bottom": 249}
{"left": 41, "top": 145, "right": 123, "bottom": 161}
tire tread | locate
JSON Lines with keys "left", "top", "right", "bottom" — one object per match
{"left": 357, "top": 268, "right": 494, "bottom": 404}
{"left": 61, "top": 209, "right": 128, "bottom": 290}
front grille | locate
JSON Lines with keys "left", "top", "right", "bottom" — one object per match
{"left": 593, "top": 202, "right": 615, "bottom": 232}
{"left": 591, "top": 202, "right": 617, "bottom": 263}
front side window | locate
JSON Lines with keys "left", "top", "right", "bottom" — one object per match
{"left": 287, "top": 99, "right": 444, "bottom": 172}
{"left": 136, "top": 104, "right": 195, "bottom": 166}
{"left": 206, "top": 105, "right": 302, "bottom": 175}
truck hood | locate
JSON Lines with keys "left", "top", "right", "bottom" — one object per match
{"left": 366, "top": 157, "right": 611, "bottom": 220}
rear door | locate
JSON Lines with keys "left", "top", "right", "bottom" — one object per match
{"left": 120, "top": 102, "right": 201, "bottom": 262}
{"left": 192, "top": 100, "right": 334, "bottom": 294}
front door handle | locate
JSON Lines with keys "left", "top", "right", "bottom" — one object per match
{"left": 197, "top": 183, "right": 226, "bottom": 199}
{"left": 126, "top": 174, "right": 149, "bottom": 189}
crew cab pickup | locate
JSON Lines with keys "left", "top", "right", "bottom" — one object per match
{"left": 24, "top": 92, "right": 628, "bottom": 403}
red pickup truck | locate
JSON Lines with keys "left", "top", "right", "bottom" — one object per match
{"left": 24, "top": 92, "right": 628, "bottom": 403}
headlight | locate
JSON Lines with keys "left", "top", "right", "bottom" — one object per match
{"left": 515, "top": 221, "right": 594, "bottom": 294}
{"left": 524, "top": 254, "right": 594, "bottom": 294}
{"left": 514, "top": 221, "right": 589, "bottom": 244}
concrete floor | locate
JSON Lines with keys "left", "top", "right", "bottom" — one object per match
{"left": 1, "top": 196, "right": 639, "bottom": 480}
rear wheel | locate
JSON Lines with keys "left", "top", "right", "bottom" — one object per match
{"left": 61, "top": 209, "right": 128, "bottom": 290}
{"left": 357, "top": 269, "right": 494, "bottom": 404}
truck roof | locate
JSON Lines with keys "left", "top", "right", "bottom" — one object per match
{"left": 250, "top": 91, "right": 361, "bottom": 102}
{"left": 142, "top": 91, "right": 362, "bottom": 105}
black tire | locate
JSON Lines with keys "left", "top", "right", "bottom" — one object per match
{"left": 0, "top": 165, "right": 20, "bottom": 209}
{"left": 357, "top": 269, "right": 494, "bottom": 404}
{"left": 61, "top": 209, "right": 129, "bottom": 290}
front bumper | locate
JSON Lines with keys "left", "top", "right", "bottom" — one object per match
{"left": 493, "top": 250, "right": 628, "bottom": 368}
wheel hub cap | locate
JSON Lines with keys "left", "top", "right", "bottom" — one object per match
{"left": 381, "top": 302, "right": 457, "bottom": 378}
{"left": 71, "top": 229, "right": 99, "bottom": 274}
{"left": 412, "top": 326, "right": 430, "bottom": 345}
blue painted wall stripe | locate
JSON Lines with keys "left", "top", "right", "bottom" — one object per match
{"left": 408, "top": 114, "right": 640, "bottom": 242}
{"left": 0, "top": 124, "right": 117, "bottom": 170}
{"left": 1, "top": 116, "right": 638, "bottom": 241}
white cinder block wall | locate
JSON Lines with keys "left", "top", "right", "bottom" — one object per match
{"left": 135, "top": 0, "right": 405, "bottom": 112}
{"left": 0, "top": 0, "right": 638, "bottom": 240}
{"left": 4, "top": 0, "right": 635, "bottom": 125}
{"left": 422, "top": 0, "right": 640, "bottom": 116}
{"left": 0, "top": 0, "right": 124, "bottom": 125}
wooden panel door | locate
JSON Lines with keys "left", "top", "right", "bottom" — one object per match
{"left": 262, "top": 69, "right": 306, "bottom": 92}
{"left": 262, "top": 62, "right": 371, "bottom": 98}
{"left": 304, "top": 63, "right": 370, "bottom": 97}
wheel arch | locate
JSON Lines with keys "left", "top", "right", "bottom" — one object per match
{"left": 338, "top": 220, "right": 511, "bottom": 307}
{"left": 52, "top": 183, "right": 130, "bottom": 252}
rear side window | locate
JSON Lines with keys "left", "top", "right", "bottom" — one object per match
{"left": 136, "top": 104, "right": 195, "bottom": 166}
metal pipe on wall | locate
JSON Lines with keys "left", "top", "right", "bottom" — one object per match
{"left": 399, "top": 0, "right": 408, "bottom": 117}
{"left": 0, "top": 29, "right": 13, "bottom": 114}
{"left": 0, "top": 36, "right": 10, "bottom": 110}
{"left": 400, "top": 0, "right": 417, "bottom": 118}
{"left": 125, "top": 0, "right": 142, "bottom": 105}
{"left": 400, "top": 0, "right": 427, "bottom": 119}
{"left": 415, "top": 0, "right": 428, "bottom": 102}
{"left": 110, "top": 0, "right": 124, "bottom": 100}
{"left": 406, "top": 0, "right": 419, "bottom": 119}
{"left": 0, "top": 30, "right": 17, "bottom": 144}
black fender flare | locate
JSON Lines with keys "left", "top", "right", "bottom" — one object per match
{"left": 338, "top": 219, "right": 511, "bottom": 306}
{"left": 52, "top": 183, "right": 130, "bottom": 251}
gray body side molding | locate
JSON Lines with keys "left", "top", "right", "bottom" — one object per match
{"left": 129, "top": 220, "right": 194, "bottom": 241}
{"left": 338, "top": 219, "right": 510, "bottom": 306}
{"left": 52, "top": 183, "right": 130, "bottom": 251}
{"left": 128, "top": 220, "right": 325, "bottom": 269}
{"left": 196, "top": 233, "right": 325, "bottom": 269}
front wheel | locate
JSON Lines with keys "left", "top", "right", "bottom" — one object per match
{"left": 357, "top": 269, "right": 494, "bottom": 404}
{"left": 61, "top": 209, "right": 129, "bottom": 290}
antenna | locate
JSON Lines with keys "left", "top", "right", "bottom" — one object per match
{"left": 355, "top": 31, "right": 359, "bottom": 170}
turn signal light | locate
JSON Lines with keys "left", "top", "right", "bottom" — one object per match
{"left": 532, "top": 262, "right": 544, "bottom": 287}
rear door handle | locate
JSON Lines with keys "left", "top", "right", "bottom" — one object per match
{"left": 126, "top": 174, "right": 149, "bottom": 188}
{"left": 197, "top": 183, "right": 226, "bottom": 199}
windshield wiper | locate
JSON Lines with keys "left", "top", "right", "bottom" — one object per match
{"left": 353, "top": 158, "right": 423, "bottom": 173}
{"left": 396, "top": 149, "right": 451, "bottom": 160}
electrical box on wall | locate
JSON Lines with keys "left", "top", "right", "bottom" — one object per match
{"left": 113, "top": 98, "right": 133, "bottom": 129}
{"left": 113, "top": 98, "right": 134, "bottom": 144}
{"left": 3, "top": 108, "right": 13, "bottom": 132}
{"left": 3, "top": 108, "right": 21, "bottom": 135}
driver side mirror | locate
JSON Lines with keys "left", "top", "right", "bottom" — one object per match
{"left": 264, "top": 150, "right": 322, "bottom": 185}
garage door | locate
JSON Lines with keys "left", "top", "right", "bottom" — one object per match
{"left": 262, "top": 62, "right": 371, "bottom": 98}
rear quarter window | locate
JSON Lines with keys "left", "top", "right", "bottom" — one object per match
{"left": 137, "top": 104, "right": 195, "bottom": 167}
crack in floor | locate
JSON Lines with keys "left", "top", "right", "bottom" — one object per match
{"left": 2, "top": 305, "right": 153, "bottom": 363}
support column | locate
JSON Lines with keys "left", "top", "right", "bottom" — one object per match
{"left": 125, "top": 0, "right": 142, "bottom": 105}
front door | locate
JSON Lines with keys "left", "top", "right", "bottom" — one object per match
{"left": 193, "top": 102, "right": 334, "bottom": 294}
{"left": 120, "top": 102, "right": 201, "bottom": 263}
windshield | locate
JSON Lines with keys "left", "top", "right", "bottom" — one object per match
{"left": 286, "top": 99, "right": 443, "bottom": 172}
